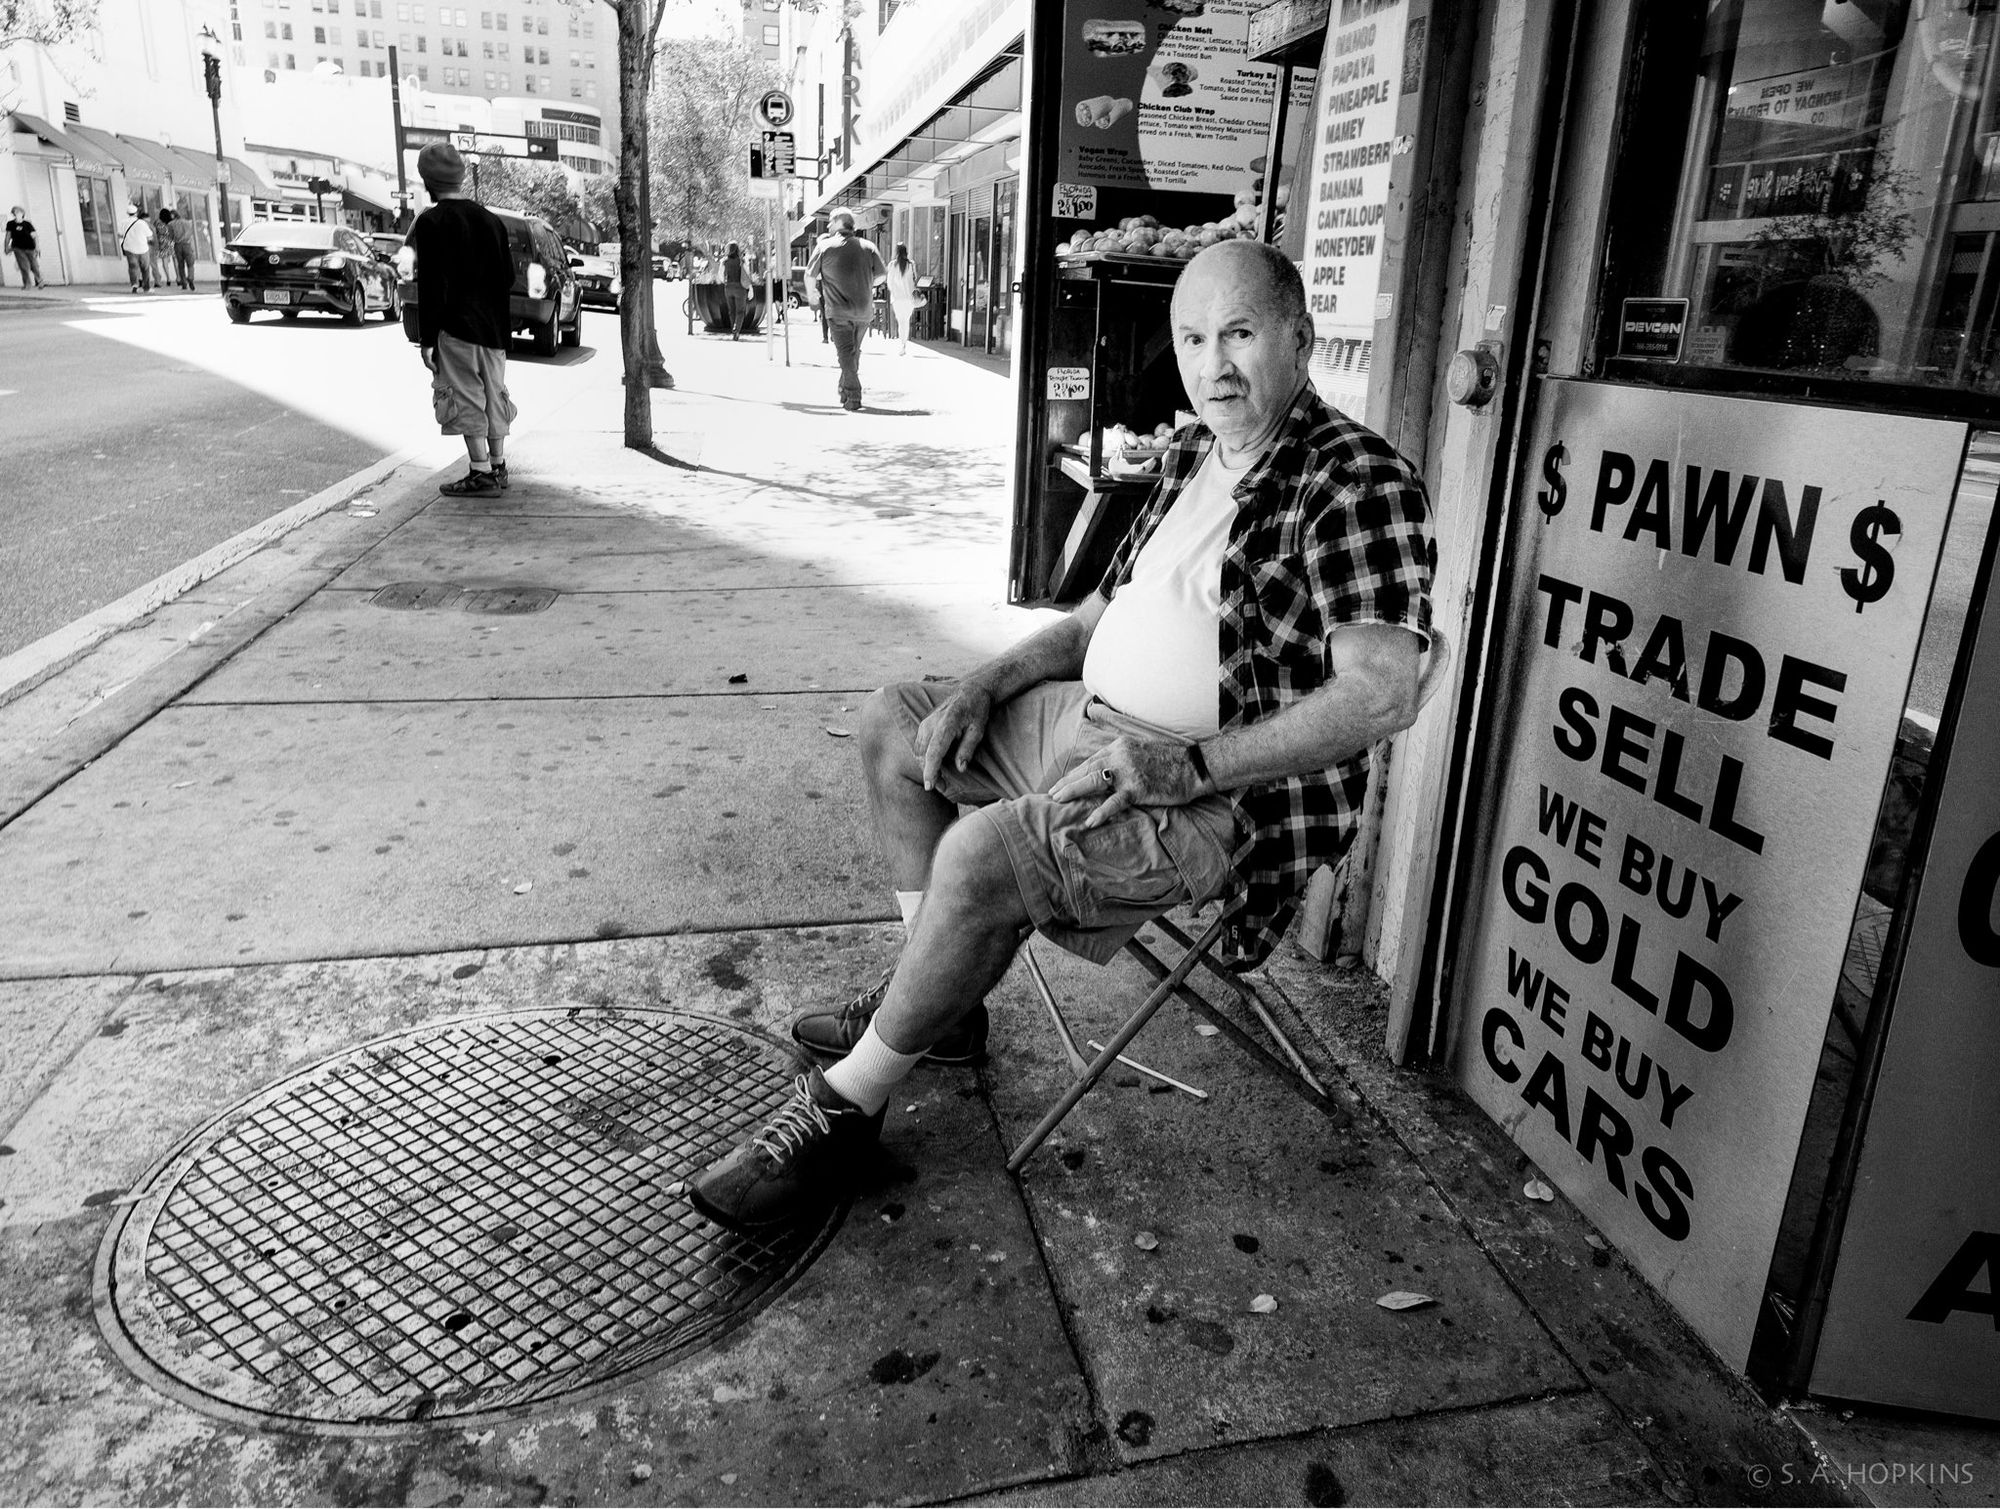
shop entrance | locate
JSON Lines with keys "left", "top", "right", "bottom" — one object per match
{"left": 1442, "top": 0, "right": 2000, "bottom": 1413}
{"left": 966, "top": 210, "right": 991, "bottom": 349}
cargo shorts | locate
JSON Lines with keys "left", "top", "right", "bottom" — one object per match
{"left": 879, "top": 680, "right": 1241, "bottom": 964}
{"left": 431, "top": 330, "right": 518, "bottom": 439}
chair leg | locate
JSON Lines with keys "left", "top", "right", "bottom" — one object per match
{"left": 1005, "top": 906, "right": 1235, "bottom": 1173}
{"left": 1151, "top": 915, "right": 1333, "bottom": 1098}
{"left": 1124, "top": 938, "right": 1351, "bottom": 1127}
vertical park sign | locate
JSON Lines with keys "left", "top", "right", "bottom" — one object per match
{"left": 1453, "top": 380, "right": 1965, "bottom": 1368}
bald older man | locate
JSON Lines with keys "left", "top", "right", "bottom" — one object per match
{"left": 691, "top": 240, "right": 1434, "bottom": 1230}
{"left": 805, "top": 209, "right": 887, "bottom": 411}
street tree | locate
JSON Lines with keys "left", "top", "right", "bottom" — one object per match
{"left": 569, "top": 0, "right": 803, "bottom": 450}
{"left": 578, "top": 175, "right": 618, "bottom": 245}
{"left": 650, "top": 35, "right": 778, "bottom": 278}
{"left": 573, "top": 0, "right": 676, "bottom": 450}
{"left": 475, "top": 156, "right": 584, "bottom": 238}
{"left": 0, "top": 0, "right": 96, "bottom": 49}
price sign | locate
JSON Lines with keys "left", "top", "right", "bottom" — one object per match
{"left": 1052, "top": 182, "right": 1097, "bottom": 220}
{"left": 1046, "top": 365, "right": 1090, "bottom": 401}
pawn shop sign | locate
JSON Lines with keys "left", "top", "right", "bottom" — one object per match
{"left": 755, "top": 89, "right": 794, "bottom": 131}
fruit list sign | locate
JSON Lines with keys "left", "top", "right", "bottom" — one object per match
{"left": 1452, "top": 380, "right": 1964, "bottom": 1369}
{"left": 1297, "top": 0, "right": 1409, "bottom": 414}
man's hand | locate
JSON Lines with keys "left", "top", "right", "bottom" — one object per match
{"left": 913, "top": 682, "right": 995, "bottom": 790}
{"left": 1048, "top": 735, "right": 1206, "bottom": 830}
{"left": 421, "top": 345, "right": 439, "bottom": 373}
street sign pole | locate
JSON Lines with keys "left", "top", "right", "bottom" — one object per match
{"left": 388, "top": 45, "right": 410, "bottom": 229}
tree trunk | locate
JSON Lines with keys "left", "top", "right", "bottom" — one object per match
{"left": 638, "top": 130, "right": 672, "bottom": 388}
{"left": 614, "top": 0, "right": 653, "bottom": 448}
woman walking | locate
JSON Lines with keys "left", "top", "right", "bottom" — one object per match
{"left": 722, "top": 240, "right": 749, "bottom": 340}
{"left": 885, "top": 242, "right": 920, "bottom": 354}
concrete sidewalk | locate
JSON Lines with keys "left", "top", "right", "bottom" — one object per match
{"left": 0, "top": 307, "right": 1935, "bottom": 1506}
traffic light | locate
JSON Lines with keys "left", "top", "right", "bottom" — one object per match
{"left": 526, "top": 137, "right": 556, "bottom": 161}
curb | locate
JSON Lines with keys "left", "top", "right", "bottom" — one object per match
{"left": 0, "top": 446, "right": 421, "bottom": 711}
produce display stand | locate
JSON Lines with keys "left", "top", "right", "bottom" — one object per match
{"left": 1019, "top": 250, "right": 1185, "bottom": 606}
{"left": 1009, "top": 0, "right": 1321, "bottom": 609}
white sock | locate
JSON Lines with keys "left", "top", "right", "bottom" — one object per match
{"left": 895, "top": 889, "right": 924, "bottom": 932}
{"left": 823, "top": 1021, "right": 922, "bottom": 1115}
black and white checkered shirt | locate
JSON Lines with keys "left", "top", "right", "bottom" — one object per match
{"left": 1099, "top": 386, "right": 1435, "bottom": 967}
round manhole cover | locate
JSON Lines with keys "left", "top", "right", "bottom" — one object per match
{"left": 94, "top": 1008, "right": 842, "bottom": 1434}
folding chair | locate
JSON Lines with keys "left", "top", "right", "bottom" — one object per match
{"left": 1004, "top": 629, "right": 1455, "bottom": 1173}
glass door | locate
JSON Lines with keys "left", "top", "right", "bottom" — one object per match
{"left": 947, "top": 209, "right": 965, "bottom": 342}
{"left": 967, "top": 211, "right": 992, "bottom": 348}
{"left": 991, "top": 175, "right": 1017, "bottom": 358}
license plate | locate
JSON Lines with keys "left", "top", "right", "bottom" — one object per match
{"left": 262, "top": 290, "right": 292, "bottom": 305}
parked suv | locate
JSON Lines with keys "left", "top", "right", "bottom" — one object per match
{"left": 397, "top": 206, "right": 580, "bottom": 355}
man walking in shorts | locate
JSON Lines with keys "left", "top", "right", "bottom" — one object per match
{"left": 407, "top": 143, "right": 517, "bottom": 495}
{"left": 805, "top": 210, "right": 885, "bottom": 411}
{"left": 120, "top": 206, "right": 154, "bottom": 292}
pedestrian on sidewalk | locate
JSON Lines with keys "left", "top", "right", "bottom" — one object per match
{"left": 722, "top": 240, "right": 750, "bottom": 340}
{"left": 4, "top": 207, "right": 46, "bottom": 288}
{"left": 152, "top": 208, "right": 176, "bottom": 289}
{"left": 805, "top": 210, "right": 886, "bottom": 411}
{"left": 688, "top": 240, "right": 1436, "bottom": 1232}
{"left": 166, "top": 207, "right": 199, "bottom": 290}
{"left": 120, "top": 206, "right": 155, "bottom": 292}
{"left": 885, "top": 242, "right": 920, "bottom": 355}
{"left": 408, "top": 141, "right": 518, "bottom": 497}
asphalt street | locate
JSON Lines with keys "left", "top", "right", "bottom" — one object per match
{"left": 0, "top": 289, "right": 618, "bottom": 659}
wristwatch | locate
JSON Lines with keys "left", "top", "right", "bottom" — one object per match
{"left": 1186, "top": 740, "right": 1212, "bottom": 791}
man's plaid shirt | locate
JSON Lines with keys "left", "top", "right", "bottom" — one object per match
{"left": 1098, "top": 386, "right": 1435, "bottom": 967}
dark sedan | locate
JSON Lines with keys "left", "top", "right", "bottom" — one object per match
{"left": 221, "top": 221, "right": 400, "bottom": 326}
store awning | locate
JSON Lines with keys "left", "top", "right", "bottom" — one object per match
{"left": 341, "top": 183, "right": 395, "bottom": 217}
{"left": 813, "top": 0, "right": 1025, "bottom": 214}
{"left": 113, "top": 133, "right": 186, "bottom": 186}
{"left": 60, "top": 122, "right": 166, "bottom": 185}
{"left": 7, "top": 110, "right": 117, "bottom": 173}
{"left": 226, "top": 155, "right": 278, "bottom": 197}
{"left": 153, "top": 144, "right": 229, "bottom": 191}
{"left": 855, "top": 54, "right": 1022, "bottom": 190}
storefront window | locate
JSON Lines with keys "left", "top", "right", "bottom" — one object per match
{"left": 1607, "top": 0, "right": 2000, "bottom": 400}
{"left": 76, "top": 174, "right": 117, "bottom": 256}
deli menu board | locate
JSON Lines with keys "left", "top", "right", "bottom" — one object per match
{"left": 1055, "top": 0, "right": 1315, "bottom": 201}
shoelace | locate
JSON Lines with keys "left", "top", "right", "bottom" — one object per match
{"left": 752, "top": 1076, "right": 833, "bottom": 1163}
{"left": 838, "top": 969, "right": 893, "bottom": 1025}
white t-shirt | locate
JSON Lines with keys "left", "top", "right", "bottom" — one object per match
{"left": 1082, "top": 448, "right": 1250, "bottom": 738}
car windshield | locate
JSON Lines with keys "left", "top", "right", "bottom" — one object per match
{"left": 231, "top": 222, "right": 341, "bottom": 250}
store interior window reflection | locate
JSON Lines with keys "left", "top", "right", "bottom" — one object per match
{"left": 1665, "top": 0, "right": 2000, "bottom": 389}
